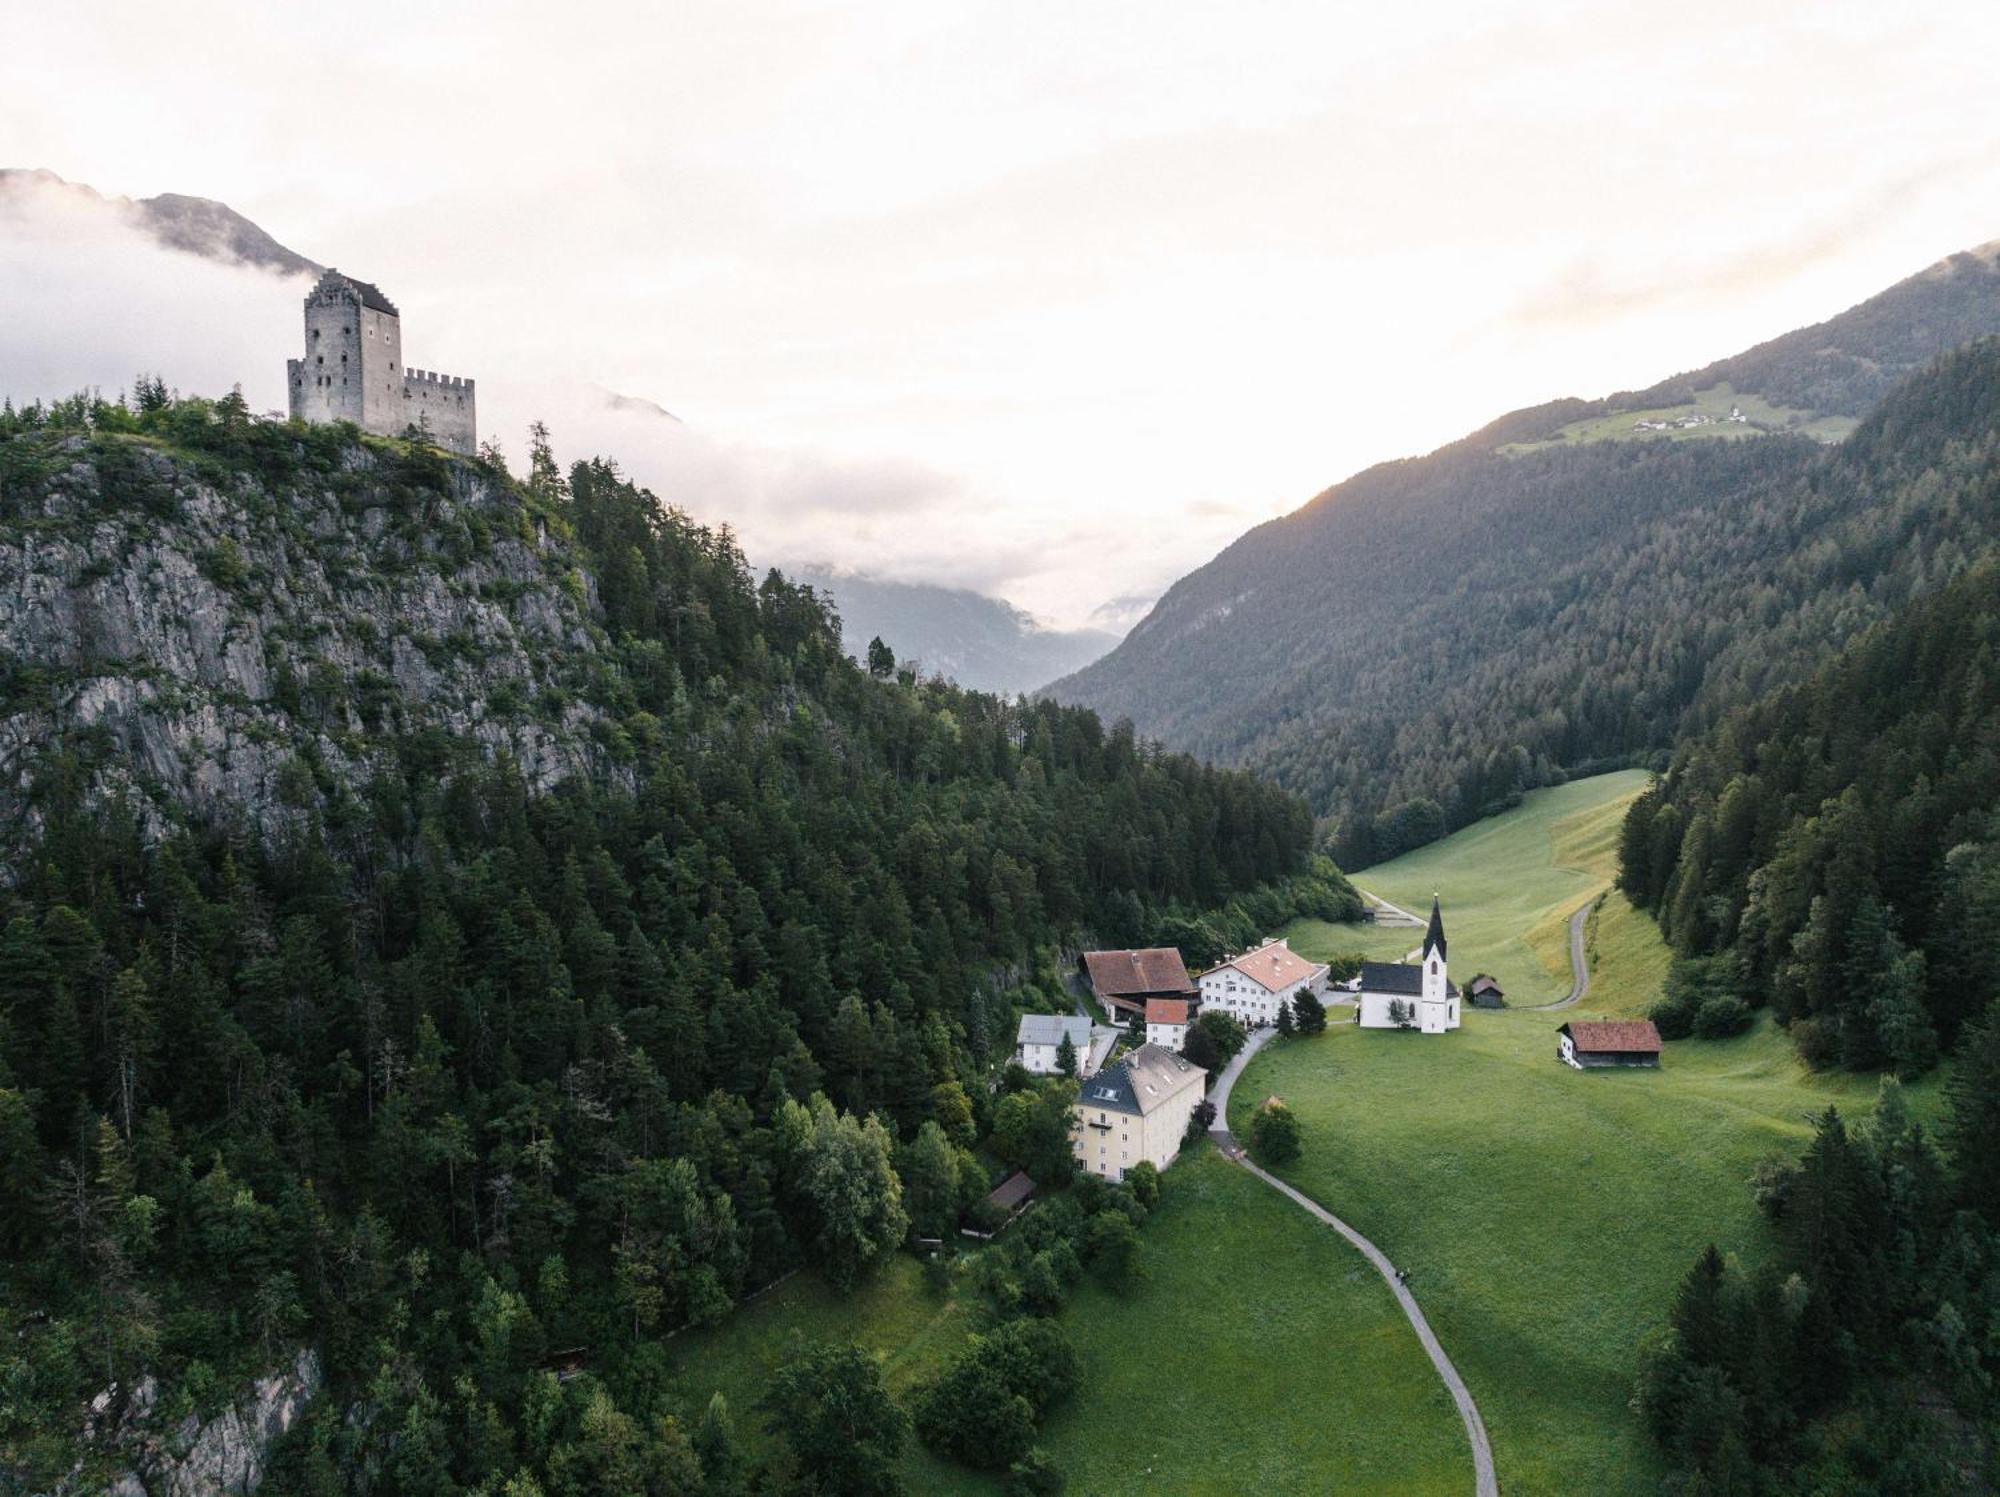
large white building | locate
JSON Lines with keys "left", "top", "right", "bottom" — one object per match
{"left": 1197, "top": 938, "right": 1329, "bottom": 1029}
{"left": 1016, "top": 1013, "right": 1096, "bottom": 1075}
{"left": 1073, "top": 1043, "right": 1207, "bottom": 1181}
{"left": 1356, "top": 897, "right": 1461, "bottom": 1034}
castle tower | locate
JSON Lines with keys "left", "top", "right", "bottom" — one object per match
{"left": 1421, "top": 893, "right": 1448, "bottom": 1005}
{"left": 286, "top": 270, "right": 475, "bottom": 454}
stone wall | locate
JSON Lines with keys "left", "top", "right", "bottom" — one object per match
{"left": 402, "top": 367, "right": 477, "bottom": 454}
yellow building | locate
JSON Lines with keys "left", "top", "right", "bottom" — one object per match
{"left": 1073, "top": 1043, "right": 1206, "bottom": 1182}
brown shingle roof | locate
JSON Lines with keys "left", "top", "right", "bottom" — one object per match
{"left": 1210, "top": 940, "right": 1325, "bottom": 993}
{"left": 1144, "top": 997, "right": 1189, "bottom": 1025}
{"left": 1561, "top": 1020, "right": 1662, "bottom": 1054}
{"left": 1083, "top": 948, "right": 1195, "bottom": 999}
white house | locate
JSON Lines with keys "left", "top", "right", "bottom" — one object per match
{"left": 1144, "top": 997, "right": 1190, "bottom": 1052}
{"left": 1072, "top": 1043, "right": 1206, "bottom": 1181}
{"left": 1356, "top": 896, "right": 1461, "bottom": 1034}
{"left": 1016, "top": 1013, "right": 1095, "bottom": 1075}
{"left": 1197, "top": 938, "right": 1329, "bottom": 1029}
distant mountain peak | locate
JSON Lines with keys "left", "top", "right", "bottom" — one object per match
{"left": 0, "top": 167, "right": 321, "bottom": 279}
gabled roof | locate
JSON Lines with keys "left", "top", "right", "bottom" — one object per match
{"left": 1468, "top": 974, "right": 1503, "bottom": 995}
{"left": 1144, "top": 998, "right": 1189, "bottom": 1026}
{"left": 985, "top": 1170, "right": 1036, "bottom": 1211}
{"left": 316, "top": 267, "right": 399, "bottom": 316}
{"left": 1076, "top": 1043, "right": 1204, "bottom": 1117}
{"left": 1358, "top": 960, "right": 1460, "bottom": 999}
{"left": 1560, "top": 1020, "right": 1662, "bottom": 1054}
{"left": 1423, "top": 895, "right": 1447, "bottom": 961}
{"left": 1017, "top": 1013, "right": 1091, "bottom": 1050}
{"left": 1083, "top": 947, "right": 1195, "bottom": 998}
{"left": 1206, "top": 940, "right": 1326, "bottom": 993}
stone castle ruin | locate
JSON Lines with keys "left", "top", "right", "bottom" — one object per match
{"left": 286, "top": 270, "right": 476, "bottom": 454}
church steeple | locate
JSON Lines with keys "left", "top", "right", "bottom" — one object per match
{"left": 1422, "top": 894, "right": 1447, "bottom": 963}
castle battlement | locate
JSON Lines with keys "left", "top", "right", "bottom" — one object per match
{"left": 286, "top": 270, "right": 475, "bottom": 454}
{"left": 404, "top": 369, "right": 476, "bottom": 390}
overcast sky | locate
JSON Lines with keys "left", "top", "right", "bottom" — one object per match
{"left": 5, "top": 1, "right": 2000, "bottom": 628}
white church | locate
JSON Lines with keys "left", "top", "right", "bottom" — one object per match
{"left": 1356, "top": 896, "right": 1461, "bottom": 1034}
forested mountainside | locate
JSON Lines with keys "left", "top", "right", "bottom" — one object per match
{"left": 789, "top": 566, "right": 1116, "bottom": 697}
{"left": 1054, "top": 320, "right": 2000, "bottom": 869}
{"left": 0, "top": 393, "right": 1343, "bottom": 1493}
{"left": 1619, "top": 559, "right": 2000, "bottom": 1076}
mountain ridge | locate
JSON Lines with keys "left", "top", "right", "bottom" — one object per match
{"left": 1052, "top": 238, "right": 2000, "bottom": 865}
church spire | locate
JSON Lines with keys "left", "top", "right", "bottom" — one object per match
{"left": 1423, "top": 894, "right": 1447, "bottom": 962}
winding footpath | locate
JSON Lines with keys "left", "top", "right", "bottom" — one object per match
{"left": 1208, "top": 1027, "right": 1500, "bottom": 1497}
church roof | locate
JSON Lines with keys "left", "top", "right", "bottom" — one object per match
{"left": 1423, "top": 895, "right": 1447, "bottom": 961}
{"left": 1358, "top": 960, "right": 1460, "bottom": 999}
{"left": 317, "top": 268, "right": 399, "bottom": 316}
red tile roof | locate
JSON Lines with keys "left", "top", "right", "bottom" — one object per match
{"left": 1084, "top": 947, "right": 1195, "bottom": 999}
{"left": 1562, "top": 1020, "right": 1662, "bottom": 1054}
{"left": 1144, "top": 997, "right": 1189, "bottom": 1025}
{"left": 1210, "top": 940, "right": 1325, "bottom": 993}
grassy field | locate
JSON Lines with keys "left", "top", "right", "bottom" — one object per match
{"left": 1499, "top": 382, "right": 1858, "bottom": 454}
{"left": 1291, "top": 770, "right": 1654, "bottom": 1004}
{"left": 657, "top": 1146, "right": 1470, "bottom": 1495}
{"left": 1233, "top": 769, "right": 1941, "bottom": 1493}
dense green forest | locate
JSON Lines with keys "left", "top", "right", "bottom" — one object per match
{"left": 1639, "top": 1059, "right": 2000, "bottom": 1494}
{"left": 1618, "top": 559, "right": 2000, "bottom": 1075}
{"left": 1628, "top": 557, "right": 2000, "bottom": 1488}
{"left": 0, "top": 393, "right": 1346, "bottom": 1493}
{"left": 1053, "top": 253, "right": 2000, "bottom": 869}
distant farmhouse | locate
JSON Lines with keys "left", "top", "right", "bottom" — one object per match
{"left": 287, "top": 269, "right": 477, "bottom": 454}
{"left": 1198, "top": 938, "right": 1329, "bottom": 1029}
{"left": 1558, "top": 1020, "right": 1662, "bottom": 1069}
{"left": 1144, "top": 997, "right": 1190, "bottom": 1052}
{"left": 1081, "top": 947, "right": 1196, "bottom": 1020}
{"left": 1016, "top": 1013, "right": 1096, "bottom": 1076}
{"left": 1073, "top": 1043, "right": 1205, "bottom": 1182}
{"left": 1356, "top": 897, "right": 1461, "bottom": 1033}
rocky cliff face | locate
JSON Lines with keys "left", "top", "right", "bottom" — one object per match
{"left": 0, "top": 432, "right": 620, "bottom": 865}
{"left": 79, "top": 1349, "right": 322, "bottom": 1496}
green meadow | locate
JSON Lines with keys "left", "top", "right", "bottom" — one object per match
{"left": 1289, "top": 769, "right": 1654, "bottom": 1003}
{"left": 1498, "top": 381, "right": 1858, "bottom": 454}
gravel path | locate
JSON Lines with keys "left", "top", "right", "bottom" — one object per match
{"left": 1206, "top": 1027, "right": 1499, "bottom": 1497}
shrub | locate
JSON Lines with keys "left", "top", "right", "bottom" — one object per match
{"left": 1251, "top": 1101, "right": 1302, "bottom": 1165}
{"left": 1007, "top": 1447, "right": 1066, "bottom": 1496}
{"left": 1124, "top": 1159, "right": 1159, "bottom": 1210}
{"left": 1693, "top": 993, "right": 1753, "bottom": 1040}
{"left": 915, "top": 1319, "right": 1079, "bottom": 1471}
{"left": 1650, "top": 988, "right": 1698, "bottom": 1041}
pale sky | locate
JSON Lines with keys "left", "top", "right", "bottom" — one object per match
{"left": 5, "top": 1, "right": 2000, "bottom": 628}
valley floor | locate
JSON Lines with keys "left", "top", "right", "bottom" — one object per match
{"left": 661, "top": 772, "right": 1940, "bottom": 1494}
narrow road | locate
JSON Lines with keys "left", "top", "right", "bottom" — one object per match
{"left": 1517, "top": 899, "right": 1593, "bottom": 1011}
{"left": 1207, "top": 1028, "right": 1499, "bottom": 1497}
{"left": 1358, "top": 888, "right": 1425, "bottom": 927}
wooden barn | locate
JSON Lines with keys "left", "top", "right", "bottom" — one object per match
{"left": 1466, "top": 974, "right": 1506, "bottom": 1009}
{"left": 1558, "top": 1020, "right": 1662, "bottom": 1069}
